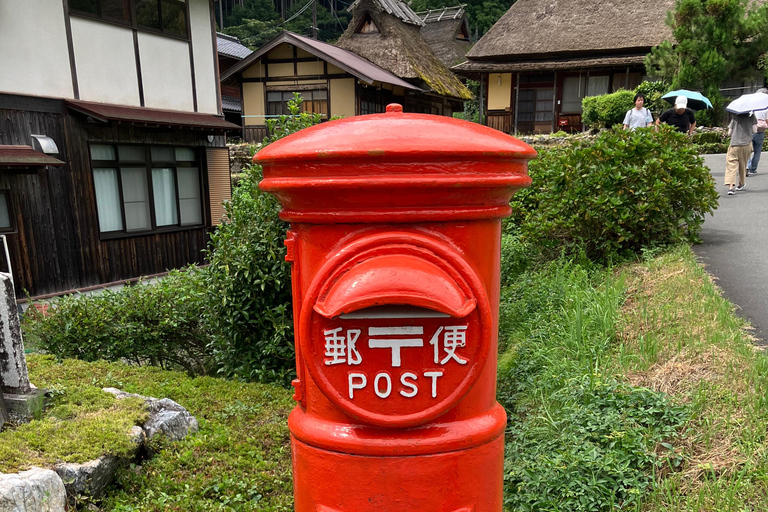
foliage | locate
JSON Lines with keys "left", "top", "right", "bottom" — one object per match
{"left": 204, "top": 94, "right": 322, "bottom": 385}
{"left": 507, "top": 125, "right": 719, "bottom": 262}
{"left": 222, "top": 0, "right": 351, "bottom": 48}
{"left": 694, "top": 141, "right": 729, "bottom": 154}
{"left": 406, "top": 0, "right": 514, "bottom": 36}
{"left": 581, "top": 90, "right": 635, "bottom": 130}
{"left": 497, "top": 257, "right": 689, "bottom": 511}
{"left": 0, "top": 357, "right": 147, "bottom": 473}
{"left": 645, "top": 0, "right": 768, "bottom": 126}
{"left": 453, "top": 80, "right": 480, "bottom": 123}
{"left": 23, "top": 269, "right": 212, "bottom": 376}
{"left": 23, "top": 355, "right": 294, "bottom": 511}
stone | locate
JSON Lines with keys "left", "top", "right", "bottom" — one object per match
{"left": 3, "top": 388, "right": 45, "bottom": 422}
{"left": 0, "top": 391, "right": 8, "bottom": 430}
{"left": 103, "top": 388, "right": 199, "bottom": 442}
{"left": 52, "top": 426, "right": 144, "bottom": 499}
{"left": 54, "top": 457, "right": 120, "bottom": 499}
{"left": 0, "top": 273, "right": 30, "bottom": 395}
{"left": 0, "top": 468, "right": 67, "bottom": 512}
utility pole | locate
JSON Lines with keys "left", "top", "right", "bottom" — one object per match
{"left": 312, "top": 0, "right": 318, "bottom": 39}
{"left": 219, "top": 0, "right": 224, "bottom": 29}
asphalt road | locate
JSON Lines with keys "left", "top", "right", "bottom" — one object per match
{"left": 693, "top": 153, "right": 768, "bottom": 344}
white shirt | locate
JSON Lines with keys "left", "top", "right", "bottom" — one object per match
{"left": 623, "top": 107, "right": 653, "bottom": 130}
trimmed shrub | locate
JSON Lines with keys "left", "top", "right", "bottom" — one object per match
{"left": 507, "top": 125, "right": 719, "bottom": 262}
{"left": 582, "top": 90, "right": 635, "bottom": 130}
{"left": 695, "top": 142, "right": 729, "bottom": 154}
{"left": 23, "top": 268, "right": 211, "bottom": 376}
{"left": 692, "top": 131, "right": 724, "bottom": 144}
{"left": 203, "top": 94, "right": 322, "bottom": 384}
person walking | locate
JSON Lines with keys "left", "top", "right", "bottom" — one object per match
{"left": 656, "top": 96, "right": 697, "bottom": 135}
{"left": 725, "top": 112, "right": 757, "bottom": 195}
{"left": 747, "top": 88, "right": 768, "bottom": 176}
{"left": 623, "top": 93, "right": 653, "bottom": 130}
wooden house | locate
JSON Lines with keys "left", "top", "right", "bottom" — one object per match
{"left": 336, "top": 0, "right": 472, "bottom": 114}
{"left": 0, "top": 0, "right": 240, "bottom": 300}
{"left": 221, "top": 30, "right": 458, "bottom": 142}
{"left": 415, "top": 5, "right": 472, "bottom": 69}
{"left": 217, "top": 32, "right": 253, "bottom": 127}
{"left": 453, "top": 0, "right": 674, "bottom": 134}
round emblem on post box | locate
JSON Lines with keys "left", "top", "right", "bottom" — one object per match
{"left": 299, "top": 232, "right": 492, "bottom": 428}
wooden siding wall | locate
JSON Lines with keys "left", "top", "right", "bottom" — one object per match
{"left": 0, "top": 105, "right": 225, "bottom": 298}
{"left": 244, "top": 125, "right": 268, "bottom": 143}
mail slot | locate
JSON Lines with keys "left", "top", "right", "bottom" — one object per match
{"left": 256, "top": 104, "right": 536, "bottom": 512}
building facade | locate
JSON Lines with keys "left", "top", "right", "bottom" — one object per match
{"left": 0, "top": 0, "right": 239, "bottom": 299}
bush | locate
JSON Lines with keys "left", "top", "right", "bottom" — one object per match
{"left": 582, "top": 89, "right": 635, "bottom": 130}
{"left": 694, "top": 142, "right": 729, "bottom": 154}
{"left": 23, "top": 268, "right": 212, "bottom": 376}
{"left": 203, "top": 94, "right": 323, "bottom": 384}
{"left": 692, "top": 131, "right": 724, "bottom": 144}
{"left": 507, "top": 125, "right": 719, "bottom": 262}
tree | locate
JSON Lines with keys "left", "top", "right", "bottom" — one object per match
{"left": 645, "top": 0, "right": 768, "bottom": 125}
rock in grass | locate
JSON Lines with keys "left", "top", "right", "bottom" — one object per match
{"left": 0, "top": 468, "right": 66, "bottom": 512}
{"left": 102, "top": 389, "right": 199, "bottom": 442}
{"left": 54, "top": 457, "right": 119, "bottom": 499}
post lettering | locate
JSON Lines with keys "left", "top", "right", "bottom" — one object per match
{"left": 348, "top": 373, "right": 367, "bottom": 399}
{"left": 399, "top": 372, "right": 418, "bottom": 398}
{"left": 423, "top": 371, "right": 444, "bottom": 398}
{"left": 374, "top": 372, "right": 392, "bottom": 398}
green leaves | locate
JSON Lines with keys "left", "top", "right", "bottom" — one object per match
{"left": 507, "top": 125, "right": 719, "bottom": 263}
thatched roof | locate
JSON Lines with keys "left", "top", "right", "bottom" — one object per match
{"left": 467, "top": 0, "right": 675, "bottom": 61}
{"left": 454, "top": 53, "right": 646, "bottom": 73}
{"left": 337, "top": 0, "right": 472, "bottom": 99}
{"left": 416, "top": 5, "right": 471, "bottom": 68}
{"left": 221, "top": 31, "right": 422, "bottom": 92}
{"left": 349, "top": 0, "right": 424, "bottom": 26}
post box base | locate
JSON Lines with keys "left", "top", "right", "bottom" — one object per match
{"left": 292, "top": 433, "right": 504, "bottom": 512}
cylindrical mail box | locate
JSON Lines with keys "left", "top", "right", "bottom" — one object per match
{"left": 256, "top": 104, "right": 535, "bottom": 512}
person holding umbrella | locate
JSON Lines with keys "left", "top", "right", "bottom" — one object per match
{"left": 723, "top": 91, "right": 768, "bottom": 194}
{"left": 656, "top": 95, "right": 697, "bottom": 135}
{"left": 747, "top": 88, "right": 768, "bottom": 176}
{"left": 724, "top": 111, "right": 756, "bottom": 195}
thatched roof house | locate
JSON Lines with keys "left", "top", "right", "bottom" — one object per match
{"left": 337, "top": 0, "right": 472, "bottom": 101}
{"left": 415, "top": 5, "right": 472, "bottom": 68}
{"left": 453, "top": 0, "right": 675, "bottom": 134}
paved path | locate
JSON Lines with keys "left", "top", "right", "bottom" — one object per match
{"left": 693, "top": 153, "right": 768, "bottom": 344}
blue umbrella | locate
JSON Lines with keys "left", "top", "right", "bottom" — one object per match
{"left": 662, "top": 89, "right": 714, "bottom": 111}
{"left": 726, "top": 92, "right": 768, "bottom": 114}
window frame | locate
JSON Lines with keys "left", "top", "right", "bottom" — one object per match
{"left": 0, "top": 190, "right": 16, "bottom": 235}
{"left": 266, "top": 89, "right": 328, "bottom": 118}
{"left": 89, "top": 143, "right": 206, "bottom": 240}
{"left": 69, "top": 0, "right": 190, "bottom": 42}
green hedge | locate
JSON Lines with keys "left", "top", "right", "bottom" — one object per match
{"left": 582, "top": 90, "right": 635, "bottom": 130}
{"left": 507, "top": 125, "right": 719, "bottom": 262}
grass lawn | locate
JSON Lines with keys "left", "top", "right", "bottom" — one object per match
{"left": 5, "top": 245, "right": 768, "bottom": 511}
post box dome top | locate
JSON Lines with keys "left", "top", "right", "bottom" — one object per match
{"left": 255, "top": 104, "right": 536, "bottom": 165}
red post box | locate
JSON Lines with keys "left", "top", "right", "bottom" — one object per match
{"left": 256, "top": 104, "right": 535, "bottom": 512}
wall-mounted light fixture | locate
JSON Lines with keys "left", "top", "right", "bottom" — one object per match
{"left": 30, "top": 134, "right": 59, "bottom": 156}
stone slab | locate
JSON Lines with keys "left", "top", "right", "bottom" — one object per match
{"left": 4, "top": 388, "right": 45, "bottom": 421}
{"left": 0, "top": 468, "right": 66, "bottom": 512}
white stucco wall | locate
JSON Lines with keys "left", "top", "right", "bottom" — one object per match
{"left": 189, "top": 0, "right": 218, "bottom": 114}
{"left": 0, "top": 0, "right": 74, "bottom": 98}
{"left": 138, "top": 32, "right": 195, "bottom": 112}
{"left": 71, "top": 17, "right": 141, "bottom": 106}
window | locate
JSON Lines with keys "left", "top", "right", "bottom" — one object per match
{"left": 0, "top": 192, "right": 13, "bottom": 233}
{"left": 90, "top": 144, "right": 203, "bottom": 235}
{"left": 267, "top": 90, "right": 328, "bottom": 118}
{"left": 71, "top": 0, "right": 188, "bottom": 39}
{"left": 586, "top": 75, "right": 610, "bottom": 97}
{"left": 561, "top": 76, "right": 586, "bottom": 114}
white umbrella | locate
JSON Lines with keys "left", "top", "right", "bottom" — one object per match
{"left": 726, "top": 92, "right": 768, "bottom": 114}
